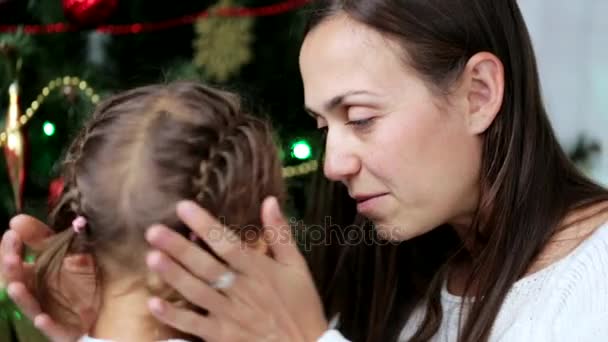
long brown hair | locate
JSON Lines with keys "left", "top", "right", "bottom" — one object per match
{"left": 34, "top": 82, "right": 286, "bottom": 336}
{"left": 304, "top": 1, "right": 608, "bottom": 341}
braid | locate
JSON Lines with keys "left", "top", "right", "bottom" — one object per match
{"left": 50, "top": 119, "right": 93, "bottom": 229}
{"left": 53, "top": 90, "right": 133, "bottom": 226}
{"left": 193, "top": 118, "right": 238, "bottom": 206}
{"left": 194, "top": 160, "right": 211, "bottom": 203}
{"left": 50, "top": 92, "right": 126, "bottom": 233}
{"left": 192, "top": 114, "right": 283, "bottom": 231}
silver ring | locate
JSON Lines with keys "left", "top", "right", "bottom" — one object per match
{"left": 211, "top": 271, "right": 236, "bottom": 290}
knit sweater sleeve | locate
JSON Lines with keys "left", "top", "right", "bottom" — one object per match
{"left": 548, "top": 227, "right": 608, "bottom": 341}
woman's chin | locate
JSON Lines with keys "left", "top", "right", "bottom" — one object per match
{"left": 373, "top": 220, "right": 431, "bottom": 242}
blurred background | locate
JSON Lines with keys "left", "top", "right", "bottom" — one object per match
{"left": 0, "top": 0, "right": 606, "bottom": 340}
{"left": 520, "top": 0, "right": 608, "bottom": 187}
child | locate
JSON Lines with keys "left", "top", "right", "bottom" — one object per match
{"left": 33, "top": 81, "right": 286, "bottom": 341}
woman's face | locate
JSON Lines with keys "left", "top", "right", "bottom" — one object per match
{"left": 299, "top": 14, "right": 484, "bottom": 240}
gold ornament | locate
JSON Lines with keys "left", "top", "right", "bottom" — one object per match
{"left": 3, "top": 81, "right": 25, "bottom": 211}
{"left": 193, "top": 0, "right": 254, "bottom": 82}
{"left": 0, "top": 76, "right": 99, "bottom": 213}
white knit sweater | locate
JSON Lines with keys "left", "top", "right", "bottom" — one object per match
{"left": 318, "top": 222, "right": 608, "bottom": 342}
{"left": 78, "top": 336, "right": 188, "bottom": 342}
{"left": 78, "top": 336, "right": 190, "bottom": 342}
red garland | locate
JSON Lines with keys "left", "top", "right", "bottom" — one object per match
{"left": 0, "top": 0, "right": 311, "bottom": 35}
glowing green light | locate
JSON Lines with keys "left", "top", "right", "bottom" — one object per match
{"left": 291, "top": 140, "right": 312, "bottom": 160}
{"left": 43, "top": 121, "right": 56, "bottom": 136}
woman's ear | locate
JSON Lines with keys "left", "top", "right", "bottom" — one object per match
{"left": 461, "top": 51, "right": 505, "bottom": 134}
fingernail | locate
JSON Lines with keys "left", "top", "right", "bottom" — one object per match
{"left": 146, "top": 251, "right": 164, "bottom": 270}
{"left": 34, "top": 315, "right": 44, "bottom": 329}
{"left": 3, "top": 230, "right": 15, "bottom": 247}
{"left": 7, "top": 283, "right": 19, "bottom": 299}
{"left": 271, "top": 197, "right": 282, "bottom": 220}
{"left": 148, "top": 297, "right": 165, "bottom": 314}
{"left": 145, "top": 225, "right": 163, "bottom": 244}
{"left": 8, "top": 216, "right": 19, "bottom": 229}
{"left": 176, "top": 200, "right": 198, "bottom": 219}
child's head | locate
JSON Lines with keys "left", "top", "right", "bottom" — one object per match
{"left": 34, "top": 81, "right": 285, "bottom": 330}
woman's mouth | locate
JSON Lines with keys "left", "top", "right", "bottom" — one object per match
{"left": 354, "top": 193, "right": 389, "bottom": 213}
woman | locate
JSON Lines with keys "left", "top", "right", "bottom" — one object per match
{"left": 2, "top": 0, "right": 608, "bottom": 341}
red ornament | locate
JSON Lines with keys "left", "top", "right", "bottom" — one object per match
{"left": 48, "top": 177, "right": 65, "bottom": 209}
{"left": 62, "top": 0, "right": 118, "bottom": 27}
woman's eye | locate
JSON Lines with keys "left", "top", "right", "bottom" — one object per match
{"left": 346, "top": 117, "right": 375, "bottom": 128}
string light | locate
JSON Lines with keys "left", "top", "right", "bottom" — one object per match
{"left": 43, "top": 121, "right": 56, "bottom": 136}
{"left": 291, "top": 139, "right": 313, "bottom": 160}
{"left": 283, "top": 160, "right": 318, "bottom": 178}
{"left": 0, "top": 76, "right": 99, "bottom": 148}
{"left": 0, "top": 0, "right": 311, "bottom": 35}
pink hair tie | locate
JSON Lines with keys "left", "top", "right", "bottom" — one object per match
{"left": 72, "top": 216, "right": 87, "bottom": 234}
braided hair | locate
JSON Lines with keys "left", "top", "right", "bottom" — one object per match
{"left": 34, "top": 82, "right": 286, "bottom": 333}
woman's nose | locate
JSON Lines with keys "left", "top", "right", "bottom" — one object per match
{"left": 323, "top": 134, "right": 361, "bottom": 182}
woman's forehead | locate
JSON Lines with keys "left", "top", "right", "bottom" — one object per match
{"left": 301, "top": 14, "right": 400, "bottom": 65}
{"left": 300, "top": 18, "right": 412, "bottom": 110}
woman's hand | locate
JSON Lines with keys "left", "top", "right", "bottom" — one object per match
{"left": 0, "top": 215, "right": 96, "bottom": 342}
{"left": 145, "top": 196, "right": 329, "bottom": 342}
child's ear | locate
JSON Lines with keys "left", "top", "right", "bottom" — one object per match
{"left": 64, "top": 253, "right": 95, "bottom": 273}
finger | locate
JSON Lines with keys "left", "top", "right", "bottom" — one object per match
{"left": 34, "top": 313, "right": 79, "bottom": 342}
{"left": 176, "top": 201, "right": 252, "bottom": 272}
{"left": 21, "top": 262, "right": 34, "bottom": 287}
{"left": 146, "top": 225, "right": 229, "bottom": 282}
{"left": 7, "top": 282, "right": 42, "bottom": 321}
{"left": 261, "top": 196, "right": 307, "bottom": 267}
{"left": 2, "top": 251, "right": 25, "bottom": 285}
{"left": 146, "top": 250, "right": 231, "bottom": 314}
{"left": 148, "top": 297, "right": 221, "bottom": 341}
{"left": 224, "top": 271, "right": 274, "bottom": 319}
{"left": 1, "top": 230, "right": 23, "bottom": 266}
{"left": 9, "top": 214, "right": 53, "bottom": 251}
{"left": 226, "top": 278, "right": 305, "bottom": 339}
{"left": 3, "top": 260, "right": 35, "bottom": 292}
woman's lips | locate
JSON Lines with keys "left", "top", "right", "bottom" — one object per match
{"left": 355, "top": 193, "right": 388, "bottom": 214}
